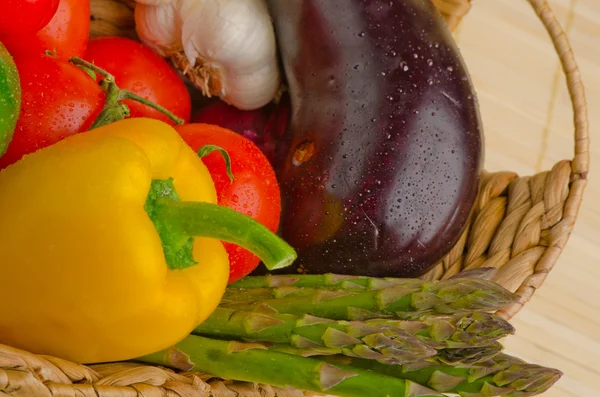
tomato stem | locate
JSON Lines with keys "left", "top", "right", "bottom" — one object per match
{"left": 70, "top": 57, "right": 112, "bottom": 79}
{"left": 197, "top": 145, "right": 235, "bottom": 183}
{"left": 90, "top": 103, "right": 130, "bottom": 130}
{"left": 69, "top": 57, "right": 185, "bottom": 128}
{"left": 119, "top": 90, "right": 185, "bottom": 125}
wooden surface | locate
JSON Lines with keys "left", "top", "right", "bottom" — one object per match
{"left": 453, "top": 1, "right": 598, "bottom": 396}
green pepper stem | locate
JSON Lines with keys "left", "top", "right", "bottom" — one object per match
{"left": 154, "top": 198, "right": 296, "bottom": 271}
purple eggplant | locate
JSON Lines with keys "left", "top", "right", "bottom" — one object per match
{"left": 264, "top": 0, "right": 484, "bottom": 277}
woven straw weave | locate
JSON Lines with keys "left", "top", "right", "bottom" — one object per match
{"left": 0, "top": 0, "right": 589, "bottom": 396}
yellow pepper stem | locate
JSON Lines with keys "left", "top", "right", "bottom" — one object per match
{"left": 146, "top": 178, "right": 296, "bottom": 271}
{"left": 153, "top": 198, "right": 297, "bottom": 271}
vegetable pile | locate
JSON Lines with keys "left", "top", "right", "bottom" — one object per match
{"left": 0, "top": 0, "right": 562, "bottom": 396}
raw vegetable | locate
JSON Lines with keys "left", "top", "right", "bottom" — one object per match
{"left": 84, "top": 36, "right": 192, "bottom": 125}
{"left": 336, "top": 353, "right": 563, "bottom": 396}
{"left": 219, "top": 277, "right": 517, "bottom": 320}
{"left": 0, "top": 55, "right": 183, "bottom": 170}
{"left": 192, "top": 99, "right": 272, "bottom": 141}
{"left": 176, "top": 123, "right": 282, "bottom": 283}
{"left": 139, "top": 334, "right": 560, "bottom": 397}
{"left": 0, "top": 118, "right": 296, "bottom": 363}
{"left": 140, "top": 335, "right": 444, "bottom": 397}
{"left": 266, "top": 0, "right": 484, "bottom": 277}
{"left": 229, "top": 273, "right": 470, "bottom": 289}
{"left": 230, "top": 269, "right": 498, "bottom": 291}
{"left": 0, "top": 0, "right": 59, "bottom": 35}
{"left": 200, "top": 308, "right": 514, "bottom": 351}
{"left": 0, "top": 0, "right": 90, "bottom": 60}
{"left": 270, "top": 342, "right": 505, "bottom": 368}
{"left": 133, "top": 0, "right": 281, "bottom": 110}
{"left": 0, "top": 54, "right": 104, "bottom": 169}
{"left": 194, "top": 307, "right": 438, "bottom": 364}
{"left": 191, "top": 95, "right": 292, "bottom": 166}
{"left": 0, "top": 42, "right": 21, "bottom": 158}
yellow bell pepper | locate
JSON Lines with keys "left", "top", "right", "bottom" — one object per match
{"left": 0, "top": 118, "right": 295, "bottom": 364}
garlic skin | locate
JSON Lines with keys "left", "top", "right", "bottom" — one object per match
{"left": 134, "top": 0, "right": 281, "bottom": 111}
{"left": 135, "top": 0, "right": 174, "bottom": 5}
{"left": 134, "top": 1, "right": 180, "bottom": 57}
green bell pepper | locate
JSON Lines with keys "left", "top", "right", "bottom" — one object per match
{"left": 0, "top": 41, "right": 21, "bottom": 157}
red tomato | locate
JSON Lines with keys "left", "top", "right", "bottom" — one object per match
{"left": 84, "top": 37, "right": 191, "bottom": 125}
{"left": 0, "top": 0, "right": 60, "bottom": 35}
{"left": 0, "top": 0, "right": 90, "bottom": 61}
{"left": 175, "top": 123, "right": 282, "bottom": 283}
{"left": 0, "top": 54, "right": 104, "bottom": 169}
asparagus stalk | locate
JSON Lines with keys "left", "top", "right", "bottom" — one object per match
{"left": 194, "top": 307, "right": 437, "bottom": 364}
{"left": 223, "top": 271, "right": 505, "bottom": 308}
{"left": 229, "top": 273, "right": 427, "bottom": 290}
{"left": 333, "top": 353, "right": 562, "bottom": 396}
{"left": 269, "top": 341, "right": 503, "bottom": 367}
{"left": 222, "top": 286, "right": 318, "bottom": 304}
{"left": 229, "top": 269, "right": 497, "bottom": 290}
{"left": 138, "top": 334, "right": 444, "bottom": 397}
{"left": 219, "top": 278, "right": 517, "bottom": 320}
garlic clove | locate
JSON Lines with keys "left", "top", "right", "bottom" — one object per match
{"left": 220, "top": 61, "right": 280, "bottom": 111}
{"left": 134, "top": 2, "right": 182, "bottom": 57}
{"left": 182, "top": 0, "right": 276, "bottom": 70}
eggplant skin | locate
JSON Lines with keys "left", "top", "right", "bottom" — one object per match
{"left": 267, "top": 0, "right": 484, "bottom": 277}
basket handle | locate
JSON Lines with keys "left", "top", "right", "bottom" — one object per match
{"left": 490, "top": 0, "right": 589, "bottom": 320}
{"left": 526, "top": 0, "right": 589, "bottom": 176}
{"left": 435, "top": 0, "right": 588, "bottom": 175}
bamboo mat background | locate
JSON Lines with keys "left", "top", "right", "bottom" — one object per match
{"left": 452, "top": 1, "right": 598, "bottom": 396}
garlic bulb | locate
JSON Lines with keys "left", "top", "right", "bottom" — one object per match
{"left": 134, "top": 0, "right": 281, "bottom": 111}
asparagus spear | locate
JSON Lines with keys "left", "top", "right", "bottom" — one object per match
{"left": 222, "top": 270, "right": 504, "bottom": 306}
{"left": 138, "top": 334, "right": 444, "bottom": 397}
{"left": 219, "top": 278, "right": 517, "bottom": 320}
{"left": 332, "top": 353, "right": 562, "bottom": 396}
{"left": 194, "top": 307, "right": 437, "bottom": 364}
{"left": 222, "top": 286, "right": 319, "bottom": 304}
{"left": 229, "top": 269, "right": 497, "bottom": 290}
{"left": 269, "top": 341, "right": 503, "bottom": 367}
{"left": 228, "top": 273, "right": 426, "bottom": 290}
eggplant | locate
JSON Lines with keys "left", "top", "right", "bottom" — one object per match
{"left": 265, "top": 0, "right": 484, "bottom": 277}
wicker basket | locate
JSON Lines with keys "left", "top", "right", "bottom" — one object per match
{"left": 0, "top": 0, "right": 589, "bottom": 395}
